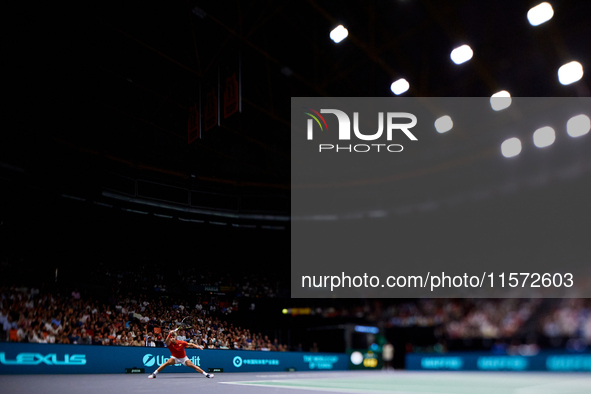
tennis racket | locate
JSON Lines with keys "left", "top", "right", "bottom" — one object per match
{"left": 171, "top": 316, "right": 194, "bottom": 334}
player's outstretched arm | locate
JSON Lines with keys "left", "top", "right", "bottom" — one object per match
{"left": 164, "top": 331, "right": 175, "bottom": 347}
{"left": 186, "top": 343, "right": 204, "bottom": 350}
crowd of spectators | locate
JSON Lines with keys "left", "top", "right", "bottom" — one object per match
{"left": 305, "top": 298, "right": 591, "bottom": 348}
{"left": 384, "top": 299, "right": 541, "bottom": 340}
{"left": 0, "top": 285, "right": 289, "bottom": 351}
{"left": 539, "top": 298, "right": 591, "bottom": 346}
{"left": 305, "top": 299, "right": 539, "bottom": 339}
{"left": 4, "top": 281, "right": 591, "bottom": 353}
{"left": 87, "top": 261, "right": 286, "bottom": 299}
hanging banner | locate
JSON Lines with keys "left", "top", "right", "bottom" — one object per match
{"left": 201, "top": 67, "right": 220, "bottom": 135}
{"left": 187, "top": 103, "right": 200, "bottom": 144}
{"left": 203, "top": 87, "right": 218, "bottom": 132}
{"left": 220, "top": 53, "right": 242, "bottom": 129}
{"left": 223, "top": 72, "right": 239, "bottom": 119}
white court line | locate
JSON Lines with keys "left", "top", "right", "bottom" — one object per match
{"left": 253, "top": 373, "right": 355, "bottom": 379}
{"left": 219, "top": 380, "right": 449, "bottom": 394}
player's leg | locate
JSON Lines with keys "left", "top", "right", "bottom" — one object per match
{"left": 148, "top": 357, "right": 175, "bottom": 378}
{"left": 185, "top": 359, "right": 214, "bottom": 378}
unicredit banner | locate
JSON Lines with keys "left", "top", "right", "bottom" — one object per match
{"left": 0, "top": 343, "right": 348, "bottom": 374}
{"left": 406, "top": 352, "right": 591, "bottom": 372}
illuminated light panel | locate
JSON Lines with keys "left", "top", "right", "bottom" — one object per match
{"left": 567, "top": 114, "right": 590, "bottom": 138}
{"left": 558, "top": 61, "right": 584, "bottom": 85}
{"left": 450, "top": 45, "right": 473, "bottom": 65}
{"left": 390, "top": 78, "right": 410, "bottom": 95}
{"left": 490, "top": 90, "right": 512, "bottom": 111}
{"left": 330, "top": 25, "right": 348, "bottom": 43}
{"left": 350, "top": 352, "right": 364, "bottom": 365}
{"left": 354, "top": 325, "right": 379, "bottom": 334}
{"left": 527, "top": 2, "right": 554, "bottom": 26}
{"left": 533, "top": 126, "right": 556, "bottom": 148}
{"left": 434, "top": 115, "right": 453, "bottom": 133}
{"left": 501, "top": 137, "right": 522, "bottom": 158}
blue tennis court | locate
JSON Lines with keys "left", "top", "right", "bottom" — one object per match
{"left": 2, "top": 371, "right": 591, "bottom": 394}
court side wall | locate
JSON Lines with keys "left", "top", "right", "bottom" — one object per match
{"left": 407, "top": 351, "right": 591, "bottom": 372}
{"left": 0, "top": 342, "right": 348, "bottom": 374}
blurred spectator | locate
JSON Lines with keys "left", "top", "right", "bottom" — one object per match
{"left": 382, "top": 342, "right": 394, "bottom": 370}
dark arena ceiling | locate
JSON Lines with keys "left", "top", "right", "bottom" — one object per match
{"left": 3, "top": 0, "right": 591, "bottom": 226}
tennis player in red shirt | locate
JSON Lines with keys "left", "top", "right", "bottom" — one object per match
{"left": 148, "top": 330, "right": 214, "bottom": 379}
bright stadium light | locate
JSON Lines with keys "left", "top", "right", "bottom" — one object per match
{"left": 527, "top": 2, "right": 554, "bottom": 26}
{"left": 533, "top": 126, "right": 556, "bottom": 148}
{"left": 434, "top": 115, "right": 453, "bottom": 133}
{"left": 330, "top": 25, "right": 348, "bottom": 43}
{"left": 558, "top": 61, "right": 584, "bottom": 85}
{"left": 391, "top": 78, "right": 410, "bottom": 95}
{"left": 567, "top": 114, "right": 590, "bottom": 138}
{"left": 450, "top": 45, "right": 473, "bottom": 65}
{"left": 490, "top": 90, "right": 512, "bottom": 111}
{"left": 501, "top": 137, "right": 522, "bottom": 158}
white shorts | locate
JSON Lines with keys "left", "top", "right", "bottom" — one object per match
{"left": 171, "top": 356, "right": 190, "bottom": 365}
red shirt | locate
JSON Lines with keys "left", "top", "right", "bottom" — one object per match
{"left": 167, "top": 340, "right": 188, "bottom": 358}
